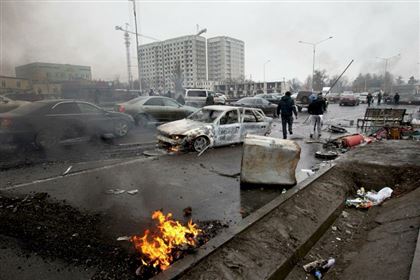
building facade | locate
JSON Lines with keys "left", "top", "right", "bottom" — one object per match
{"left": 15, "top": 62, "right": 92, "bottom": 82}
{"left": 207, "top": 36, "right": 245, "bottom": 82}
{"left": 138, "top": 35, "right": 206, "bottom": 92}
{"left": 0, "top": 76, "right": 32, "bottom": 94}
{"left": 215, "top": 81, "right": 290, "bottom": 97}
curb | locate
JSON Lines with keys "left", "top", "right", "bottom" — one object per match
{"left": 409, "top": 228, "right": 420, "bottom": 280}
{"left": 152, "top": 163, "right": 338, "bottom": 280}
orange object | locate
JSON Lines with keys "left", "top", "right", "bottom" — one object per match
{"left": 342, "top": 134, "right": 364, "bottom": 147}
{"left": 389, "top": 127, "right": 400, "bottom": 139}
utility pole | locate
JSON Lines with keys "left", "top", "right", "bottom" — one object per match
{"left": 115, "top": 23, "right": 133, "bottom": 89}
{"left": 129, "top": 0, "right": 142, "bottom": 93}
{"left": 376, "top": 53, "right": 400, "bottom": 93}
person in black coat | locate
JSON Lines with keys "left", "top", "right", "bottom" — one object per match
{"left": 277, "top": 91, "right": 298, "bottom": 139}
{"left": 308, "top": 93, "right": 327, "bottom": 138}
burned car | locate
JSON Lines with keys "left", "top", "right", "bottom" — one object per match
{"left": 157, "top": 105, "right": 273, "bottom": 152}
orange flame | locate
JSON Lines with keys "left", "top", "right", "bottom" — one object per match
{"left": 131, "top": 210, "right": 201, "bottom": 270}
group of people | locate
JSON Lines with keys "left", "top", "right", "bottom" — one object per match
{"left": 276, "top": 91, "right": 327, "bottom": 140}
{"left": 367, "top": 91, "right": 400, "bottom": 107}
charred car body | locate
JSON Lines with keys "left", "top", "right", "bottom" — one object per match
{"left": 157, "top": 105, "right": 273, "bottom": 152}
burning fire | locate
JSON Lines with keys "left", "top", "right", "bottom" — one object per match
{"left": 131, "top": 210, "right": 201, "bottom": 271}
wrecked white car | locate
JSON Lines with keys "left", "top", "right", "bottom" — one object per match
{"left": 157, "top": 105, "right": 273, "bottom": 152}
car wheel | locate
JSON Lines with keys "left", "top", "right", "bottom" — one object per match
{"left": 193, "top": 136, "right": 209, "bottom": 153}
{"left": 114, "top": 120, "right": 130, "bottom": 137}
{"left": 35, "top": 129, "right": 60, "bottom": 150}
{"left": 135, "top": 114, "right": 149, "bottom": 127}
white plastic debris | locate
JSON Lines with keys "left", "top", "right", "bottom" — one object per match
{"left": 105, "top": 189, "right": 126, "bottom": 195}
{"left": 364, "top": 187, "right": 393, "bottom": 205}
{"left": 127, "top": 189, "right": 139, "bottom": 195}
{"left": 117, "top": 236, "right": 131, "bottom": 241}
{"left": 301, "top": 169, "right": 315, "bottom": 176}
{"left": 62, "top": 166, "right": 72, "bottom": 176}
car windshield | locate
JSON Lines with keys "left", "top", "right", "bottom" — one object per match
{"left": 237, "top": 97, "right": 256, "bottom": 104}
{"left": 187, "top": 108, "right": 223, "bottom": 123}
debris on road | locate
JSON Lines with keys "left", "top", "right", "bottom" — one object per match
{"left": 328, "top": 125, "right": 347, "bottom": 133}
{"left": 62, "top": 165, "right": 73, "bottom": 176}
{"left": 346, "top": 187, "right": 393, "bottom": 209}
{"left": 105, "top": 189, "right": 126, "bottom": 195}
{"left": 315, "top": 150, "right": 338, "bottom": 160}
{"left": 241, "top": 135, "right": 301, "bottom": 186}
{"left": 117, "top": 236, "right": 131, "bottom": 241}
{"left": 301, "top": 169, "right": 315, "bottom": 176}
{"left": 303, "top": 257, "right": 336, "bottom": 279}
{"left": 127, "top": 189, "right": 139, "bottom": 195}
{"left": 183, "top": 206, "right": 192, "bottom": 217}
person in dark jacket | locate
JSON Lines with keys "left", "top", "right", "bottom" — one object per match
{"left": 377, "top": 91, "right": 382, "bottom": 105}
{"left": 308, "top": 93, "right": 327, "bottom": 139}
{"left": 367, "top": 93, "right": 373, "bottom": 107}
{"left": 394, "top": 92, "right": 400, "bottom": 105}
{"left": 277, "top": 91, "right": 298, "bottom": 139}
{"left": 205, "top": 93, "right": 215, "bottom": 106}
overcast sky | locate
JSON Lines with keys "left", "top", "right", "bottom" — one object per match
{"left": 1, "top": 0, "right": 419, "bottom": 83}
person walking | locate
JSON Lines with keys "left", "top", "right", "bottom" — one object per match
{"left": 367, "top": 92, "right": 373, "bottom": 107}
{"left": 308, "top": 92, "right": 327, "bottom": 139}
{"left": 394, "top": 92, "right": 400, "bottom": 105}
{"left": 277, "top": 91, "right": 298, "bottom": 139}
{"left": 205, "top": 93, "right": 215, "bottom": 106}
{"left": 377, "top": 91, "right": 382, "bottom": 105}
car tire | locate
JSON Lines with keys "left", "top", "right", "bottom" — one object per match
{"left": 35, "top": 129, "right": 60, "bottom": 150}
{"left": 114, "top": 120, "right": 130, "bottom": 137}
{"left": 193, "top": 136, "right": 209, "bottom": 153}
{"left": 135, "top": 114, "right": 149, "bottom": 127}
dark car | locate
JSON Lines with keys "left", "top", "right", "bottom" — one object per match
{"left": 231, "top": 97, "right": 277, "bottom": 117}
{"left": 115, "top": 96, "right": 197, "bottom": 126}
{"left": 339, "top": 93, "right": 360, "bottom": 106}
{"left": 255, "top": 93, "right": 282, "bottom": 104}
{"left": 295, "top": 91, "right": 314, "bottom": 112}
{"left": 0, "top": 100, "right": 134, "bottom": 149}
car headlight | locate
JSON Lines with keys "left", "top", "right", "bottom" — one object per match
{"left": 172, "top": 135, "right": 186, "bottom": 140}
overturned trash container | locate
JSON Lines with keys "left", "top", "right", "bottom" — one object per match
{"left": 240, "top": 134, "right": 301, "bottom": 186}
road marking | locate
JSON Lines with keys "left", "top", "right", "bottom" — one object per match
{"left": 3, "top": 156, "right": 156, "bottom": 191}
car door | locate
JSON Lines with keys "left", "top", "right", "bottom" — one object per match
{"left": 215, "top": 109, "right": 241, "bottom": 146}
{"left": 240, "top": 108, "right": 266, "bottom": 140}
{"left": 142, "top": 97, "right": 165, "bottom": 121}
{"left": 76, "top": 102, "right": 111, "bottom": 135}
{"left": 45, "top": 101, "right": 84, "bottom": 140}
{"left": 161, "top": 98, "right": 185, "bottom": 121}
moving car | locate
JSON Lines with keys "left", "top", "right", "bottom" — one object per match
{"left": 157, "top": 105, "right": 273, "bottom": 152}
{"left": 326, "top": 92, "right": 341, "bottom": 103}
{"left": 0, "top": 95, "right": 30, "bottom": 113}
{"left": 339, "top": 93, "right": 360, "bottom": 106}
{"left": 0, "top": 100, "right": 134, "bottom": 149}
{"left": 231, "top": 97, "right": 277, "bottom": 117}
{"left": 255, "top": 93, "right": 282, "bottom": 104}
{"left": 358, "top": 92, "right": 369, "bottom": 104}
{"left": 115, "top": 96, "right": 197, "bottom": 126}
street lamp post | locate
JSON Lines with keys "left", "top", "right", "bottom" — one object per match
{"left": 298, "top": 36, "right": 333, "bottom": 92}
{"left": 196, "top": 27, "right": 208, "bottom": 82}
{"left": 263, "top": 60, "right": 270, "bottom": 93}
{"left": 376, "top": 53, "right": 401, "bottom": 93}
{"left": 129, "top": 0, "right": 142, "bottom": 94}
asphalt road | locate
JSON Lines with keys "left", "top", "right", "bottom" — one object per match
{"left": 0, "top": 103, "right": 418, "bottom": 279}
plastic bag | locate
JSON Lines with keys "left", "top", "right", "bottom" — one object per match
{"left": 365, "top": 187, "right": 393, "bottom": 205}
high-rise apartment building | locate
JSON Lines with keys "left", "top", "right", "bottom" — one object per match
{"left": 207, "top": 36, "right": 245, "bottom": 82}
{"left": 138, "top": 35, "right": 206, "bottom": 91}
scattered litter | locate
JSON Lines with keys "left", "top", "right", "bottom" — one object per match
{"left": 303, "top": 257, "right": 336, "bottom": 279}
{"left": 345, "top": 230, "right": 351, "bottom": 235}
{"left": 72, "top": 233, "right": 79, "bottom": 237}
{"left": 315, "top": 150, "right": 338, "bottom": 160}
{"left": 331, "top": 226, "right": 337, "bottom": 231}
{"left": 183, "top": 206, "right": 192, "bottom": 217}
{"left": 328, "top": 125, "right": 347, "bottom": 133}
{"left": 301, "top": 169, "right": 315, "bottom": 176}
{"left": 336, "top": 237, "right": 342, "bottom": 241}
{"left": 364, "top": 187, "right": 393, "bottom": 205}
{"left": 347, "top": 187, "right": 393, "bottom": 209}
{"left": 281, "top": 189, "right": 287, "bottom": 194}
{"left": 105, "top": 189, "right": 126, "bottom": 195}
{"left": 127, "top": 189, "right": 139, "bottom": 195}
{"left": 116, "top": 236, "right": 131, "bottom": 241}
{"left": 62, "top": 166, "right": 73, "bottom": 176}
{"left": 341, "top": 211, "right": 349, "bottom": 218}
